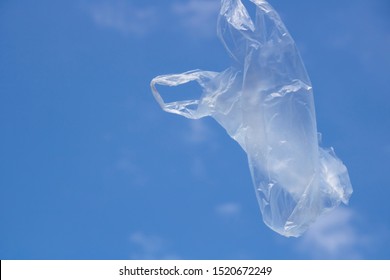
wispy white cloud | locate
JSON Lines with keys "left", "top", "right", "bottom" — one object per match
{"left": 184, "top": 119, "right": 214, "bottom": 144}
{"left": 189, "top": 156, "right": 207, "bottom": 180}
{"left": 215, "top": 202, "right": 241, "bottom": 218}
{"left": 178, "top": 120, "right": 219, "bottom": 181}
{"left": 181, "top": 120, "right": 220, "bottom": 181}
{"left": 298, "top": 208, "right": 370, "bottom": 259}
{"left": 86, "top": 0, "right": 220, "bottom": 38}
{"left": 129, "top": 232, "right": 179, "bottom": 259}
{"left": 171, "top": 0, "right": 220, "bottom": 37}
{"left": 115, "top": 149, "right": 148, "bottom": 187}
{"left": 87, "top": 0, "right": 158, "bottom": 35}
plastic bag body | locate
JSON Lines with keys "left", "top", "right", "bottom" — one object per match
{"left": 151, "top": 0, "right": 352, "bottom": 237}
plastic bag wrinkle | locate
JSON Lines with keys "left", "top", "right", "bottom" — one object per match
{"left": 150, "top": 0, "right": 352, "bottom": 237}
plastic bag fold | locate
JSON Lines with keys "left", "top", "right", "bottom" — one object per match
{"left": 150, "top": 0, "right": 352, "bottom": 237}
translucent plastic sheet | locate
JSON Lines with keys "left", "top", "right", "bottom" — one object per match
{"left": 150, "top": 0, "right": 352, "bottom": 237}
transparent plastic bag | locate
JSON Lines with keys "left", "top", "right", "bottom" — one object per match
{"left": 150, "top": 0, "right": 352, "bottom": 237}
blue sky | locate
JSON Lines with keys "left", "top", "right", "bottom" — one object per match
{"left": 0, "top": 0, "right": 389, "bottom": 259}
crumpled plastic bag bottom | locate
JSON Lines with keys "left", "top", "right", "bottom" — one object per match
{"left": 150, "top": 0, "right": 352, "bottom": 237}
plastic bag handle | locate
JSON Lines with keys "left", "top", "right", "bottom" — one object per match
{"left": 150, "top": 70, "right": 217, "bottom": 119}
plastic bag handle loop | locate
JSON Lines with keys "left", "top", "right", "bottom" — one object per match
{"left": 150, "top": 70, "right": 217, "bottom": 119}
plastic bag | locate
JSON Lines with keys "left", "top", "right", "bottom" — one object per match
{"left": 150, "top": 0, "right": 352, "bottom": 237}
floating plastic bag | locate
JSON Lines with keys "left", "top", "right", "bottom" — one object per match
{"left": 150, "top": 0, "right": 352, "bottom": 237}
